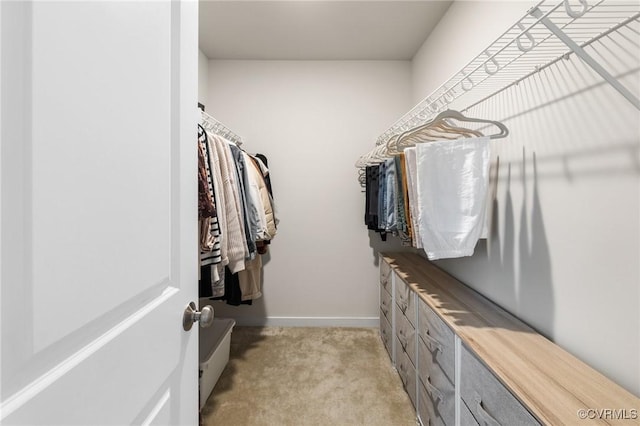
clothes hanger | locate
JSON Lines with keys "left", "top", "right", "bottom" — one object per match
{"left": 397, "top": 115, "right": 485, "bottom": 145}
{"left": 426, "top": 109, "right": 508, "bottom": 139}
{"left": 386, "top": 109, "right": 508, "bottom": 155}
{"left": 388, "top": 122, "right": 468, "bottom": 155}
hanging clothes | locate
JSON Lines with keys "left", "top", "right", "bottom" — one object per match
{"left": 363, "top": 164, "right": 387, "bottom": 240}
{"left": 210, "top": 134, "right": 248, "bottom": 273}
{"left": 238, "top": 255, "right": 262, "bottom": 301}
{"left": 364, "top": 165, "right": 379, "bottom": 230}
{"left": 197, "top": 120, "right": 279, "bottom": 304}
{"left": 229, "top": 143, "right": 257, "bottom": 260}
{"left": 403, "top": 147, "right": 423, "bottom": 249}
{"left": 384, "top": 158, "right": 397, "bottom": 233}
{"left": 198, "top": 141, "right": 215, "bottom": 219}
{"left": 377, "top": 161, "right": 387, "bottom": 231}
{"left": 393, "top": 155, "right": 411, "bottom": 245}
{"left": 398, "top": 152, "right": 413, "bottom": 246}
{"left": 255, "top": 153, "right": 274, "bottom": 197}
{"left": 415, "top": 137, "right": 491, "bottom": 260}
{"left": 198, "top": 125, "right": 222, "bottom": 266}
{"left": 243, "top": 152, "right": 270, "bottom": 241}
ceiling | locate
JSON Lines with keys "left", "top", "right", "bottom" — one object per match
{"left": 199, "top": 1, "right": 453, "bottom": 60}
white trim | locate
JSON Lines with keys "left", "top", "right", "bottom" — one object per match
{"left": 230, "top": 316, "right": 379, "bottom": 328}
{"left": 455, "top": 335, "right": 462, "bottom": 426}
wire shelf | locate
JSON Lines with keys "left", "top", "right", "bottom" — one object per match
{"left": 364, "top": 0, "right": 640, "bottom": 161}
{"left": 200, "top": 110, "right": 243, "bottom": 146}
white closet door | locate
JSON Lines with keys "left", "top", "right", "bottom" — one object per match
{"left": 0, "top": 1, "right": 199, "bottom": 424}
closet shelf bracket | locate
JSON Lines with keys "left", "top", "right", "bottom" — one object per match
{"left": 530, "top": 6, "right": 640, "bottom": 110}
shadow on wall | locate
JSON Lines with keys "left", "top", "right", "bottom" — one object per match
{"left": 446, "top": 150, "right": 554, "bottom": 335}
{"left": 483, "top": 157, "right": 518, "bottom": 312}
{"left": 477, "top": 148, "right": 555, "bottom": 338}
{"left": 517, "top": 150, "right": 554, "bottom": 340}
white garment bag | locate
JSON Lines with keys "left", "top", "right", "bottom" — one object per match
{"left": 416, "top": 136, "right": 491, "bottom": 260}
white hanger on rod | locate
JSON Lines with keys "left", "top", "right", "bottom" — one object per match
{"left": 385, "top": 109, "right": 507, "bottom": 155}
{"left": 200, "top": 110, "right": 244, "bottom": 146}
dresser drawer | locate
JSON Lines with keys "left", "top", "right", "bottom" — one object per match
{"left": 380, "top": 283, "right": 392, "bottom": 322}
{"left": 380, "top": 310, "right": 393, "bottom": 362}
{"left": 460, "top": 400, "right": 479, "bottom": 426}
{"left": 395, "top": 310, "right": 416, "bottom": 367}
{"left": 461, "top": 345, "right": 540, "bottom": 426}
{"left": 417, "top": 338, "right": 454, "bottom": 424}
{"left": 395, "top": 277, "right": 416, "bottom": 328}
{"left": 380, "top": 258, "right": 392, "bottom": 294}
{"left": 417, "top": 372, "right": 455, "bottom": 426}
{"left": 395, "top": 337, "right": 416, "bottom": 409}
{"left": 418, "top": 298, "right": 455, "bottom": 382}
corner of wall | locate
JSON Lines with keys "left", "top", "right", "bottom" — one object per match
{"left": 198, "top": 49, "right": 209, "bottom": 107}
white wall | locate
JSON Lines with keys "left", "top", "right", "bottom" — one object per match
{"left": 198, "top": 49, "right": 209, "bottom": 106}
{"left": 205, "top": 60, "right": 411, "bottom": 326}
{"left": 411, "top": 2, "right": 640, "bottom": 396}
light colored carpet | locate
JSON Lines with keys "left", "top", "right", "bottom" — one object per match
{"left": 201, "top": 327, "right": 417, "bottom": 426}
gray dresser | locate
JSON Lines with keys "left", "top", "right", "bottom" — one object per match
{"left": 379, "top": 252, "right": 638, "bottom": 426}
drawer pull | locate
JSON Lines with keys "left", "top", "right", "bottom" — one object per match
{"left": 424, "top": 377, "right": 444, "bottom": 404}
{"left": 399, "top": 373, "right": 408, "bottom": 386}
{"left": 474, "top": 394, "right": 501, "bottom": 426}
{"left": 422, "top": 333, "right": 442, "bottom": 353}
{"left": 398, "top": 361, "right": 408, "bottom": 379}
{"left": 397, "top": 330, "right": 408, "bottom": 348}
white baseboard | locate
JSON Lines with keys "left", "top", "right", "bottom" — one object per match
{"left": 229, "top": 316, "right": 379, "bottom": 328}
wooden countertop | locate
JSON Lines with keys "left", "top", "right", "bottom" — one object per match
{"left": 381, "top": 252, "right": 639, "bottom": 426}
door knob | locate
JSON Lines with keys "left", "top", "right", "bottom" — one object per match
{"left": 183, "top": 301, "right": 214, "bottom": 331}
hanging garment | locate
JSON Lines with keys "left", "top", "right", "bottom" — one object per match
{"left": 199, "top": 126, "right": 222, "bottom": 266}
{"left": 363, "top": 165, "right": 388, "bottom": 240}
{"left": 198, "top": 141, "right": 215, "bottom": 219}
{"left": 210, "top": 134, "right": 248, "bottom": 273}
{"left": 403, "top": 147, "right": 423, "bottom": 249}
{"left": 399, "top": 153, "right": 413, "bottom": 246}
{"left": 229, "top": 143, "right": 257, "bottom": 260}
{"left": 377, "top": 161, "right": 387, "bottom": 230}
{"left": 393, "top": 155, "right": 411, "bottom": 244}
{"left": 239, "top": 255, "right": 262, "bottom": 301}
{"left": 251, "top": 155, "right": 278, "bottom": 232}
{"left": 204, "top": 131, "right": 229, "bottom": 269}
{"left": 242, "top": 152, "right": 268, "bottom": 242}
{"left": 198, "top": 126, "right": 224, "bottom": 298}
{"left": 384, "top": 158, "right": 397, "bottom": 232}
{"left": 213, "top": 267, "right": 252, "bottom": 306}
{"left": 255, "top": 153, "right": 274, "bottom": 197}
{"left": 199, "top": 264, "right": 214, "bottom": 299}
{"left": 364, "top": 165, "right": 379, "bottom": 230}
{"left": 415, "top": 137, "right": 491, "bottom": 260}
{"left": 244, "top": 153, "right": 274, "bottom": 241}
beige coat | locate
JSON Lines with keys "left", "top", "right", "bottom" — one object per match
{"left": 248, "top": 155, "right": 277, "bottom": 240}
